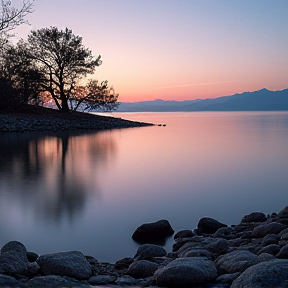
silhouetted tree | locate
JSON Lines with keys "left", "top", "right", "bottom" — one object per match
{"left": 17, "top": 27, "right": 103, "bottom": 112}
{"left": 0, "top": 0, "right": 34, "bottom": 45}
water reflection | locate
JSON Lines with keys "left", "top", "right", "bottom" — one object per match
{"left": 0, "top": 131, "right": 117, "bottom": 222}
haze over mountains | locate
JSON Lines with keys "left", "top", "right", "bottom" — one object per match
{"left": 117, "top": 88, "right": 288, "bottom": 112}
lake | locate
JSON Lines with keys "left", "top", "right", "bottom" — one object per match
{"left": 1, "top": 111, "right": 288, "bottom": 263}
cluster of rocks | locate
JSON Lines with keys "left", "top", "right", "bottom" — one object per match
{"left": 0, "top": 113, "right": 152, "bottom": 132}
{"left": 2, "top": 207, "right": 288, "bottom": 287}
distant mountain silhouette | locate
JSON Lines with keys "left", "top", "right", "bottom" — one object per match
{"left": 117, "top": 88, "right": 288, "bottom": 112}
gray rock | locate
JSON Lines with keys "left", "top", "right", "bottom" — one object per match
{"left": 174, "top": 229, "right": 194, "bottom": 240}
{"left": 252, "top": 222, "right": 286, "bottom": 238}
{"left": 184, "top": 249, "right": 213, "bottom": 260}
{"left": 88, "top": 275, "right": 116, "bottom": 285}
{"left": 276, "top": 244, "right": 288, "bottom": 259}
{"left": 37, "top": 251, "right": 92, "bottom": 279}
{"left": 213, "top": 227, "right": 234, "bottom": 239}
{"left": 207, "top": 238, "right": 229, "bottom": 256}
{"left": 26, "top": 251, "right": 39, "bottom": 262}
{"left": 155, "top": 257, "right": 217, "bottom": 286}
{"left": 115, "top": 257, "right": 134, "bottom": 269}
{"left": 134, "top": 244, "right": 167, "bottom": 261}
{"left": 216, "top": 272, "right": 241, "bottom": 284}
{"left": 115, "top": 275, "right": 141, "bottom": 286}
{"left": 132, "top": 219, "right": 174, "bottom": 243}
{"left": 278, "top": 206, "right": 288, "bottom": 219}
{"left": 128, "top": 260, "right": 158, "bottom": 278}
{"left": 278, "top": 228, "right": 288, "bottom": 237}
{"left": 26, "top": 275, "right": 88, "bottom": 287}
{"left": 261, "top": 234, "right": 279, "bottom": 246}
{"left": 279, "top": 233, "right": 288, "bottom": 247}
{"left": 241, "top": 212, "right": 267, "bottom": 223}
{"left": 231, "top": 259, "right": 288, "bottom": 288}
{"left": 216, "top": 250, "right": 257, "bottom": 275}
{"left": 0, "top": 274, "right": 19, "bottom": 286}
{"left": 257, "top": 244, "right": 280, "bottom": 256}
{"left": 197, "top": 217, "right": 227, "bottom": 234}
{"left": 257, "top": 253, "right": 276, "bottom": 263}
{"left": 0, "top": 241, "right": 39, "bottom": 277}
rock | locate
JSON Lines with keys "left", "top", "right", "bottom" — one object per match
{"left": 26, "top": 275, "right": 87, "bottom": 287}
{"left": 197, "top": 217, "right": 227, "bottom": 234}
{"left": 155, "top": 257, "right": 217, "bottom": 286}
{"left": 0, "top": 274, "right": 19, "bottom": 286}
{"left": 215, "top": 250, "right": 257, "bottom": 275}
{"left": 231, "top": 259, "right": 288, "bottom": 288}
{"left": 132, "top": 219, "right": 174, "bottom": 243}
{"left": 213, "top": 227, "right": 234, "bottom": 239}
{"left": 278, "top": 228, "right": 288, "bottom": 237}
{"left": 257, "top": 244, "right": 280, "bottom": 256}
{"left": 184, "top": 249, "right": 213, "bottom": 260}
{"left": 257, "top": 253, "right": 276, "bottom": 263}
{"left": 278, "top": 206, "right": 288, "bottom": 219}
{"left": 241, "top": 212, "right": 267, "bottom": 223}
{"left": 216, "top": 272, "right": 241, "bottom": 284}
{"left": 37, "top": 251, "right": 92, "bottom": 279}
{"left": 0, "top": 241, "right": 39, "bottom": 278}
{"left": 207, "top": 238, "right": 229, "bottom": 257}
{"left": 174, "top": 229, "right": 194, "bottom": 240}
{"left": 115, "top": 257, "right": 134, "bottom": 269}
{"left": 27, "top": 251, "right": 39, "bottom": 262}
{"left": 134, "top": 244, "right": 167, "bottom": 261}
{"left": 115, "top": 275, "right": 141, "bottom": 286}
{"left": 88, "top": 275, "right": 116, "bottom": 285}
{"left": 252, "top": 222, "right": 286, "bottom": 238}
{"left": 261, "top": 234, "right": 279, "bottom": 246}
{"left": 276, "top": 244, "right": 288, "bottom": 259}
{"left": 279, "top": 233, "right": 288, "bottom": 247}
{"left": 128, "top": 260, "right": 158, "bottom": 278}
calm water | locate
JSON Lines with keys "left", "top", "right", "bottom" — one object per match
{"left": 1, "top": 112, "right": 288, "bottom": 262}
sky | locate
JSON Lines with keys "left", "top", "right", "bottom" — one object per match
{"left": 13, "top": 0, "right": 288, "bottom": 102}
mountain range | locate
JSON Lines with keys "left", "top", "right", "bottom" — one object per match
{"left": 117, "top": 88, "right": 288, "bottom": 112}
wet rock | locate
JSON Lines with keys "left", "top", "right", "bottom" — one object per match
{"left": 251, "top": 222, "right": 286, "bottom": 238}
{"left": 132, "top": 219, "right": 174, "bottom": 244}
{"left": 261, "top": 234, "right": 279, "bottom": 246}
{"left": 128, "top": 260, "right": 158, "bottom": 278}
{"left": 197, "top": 217, "right": 228, "bottom": 234}
{"left": 88, "top": 275, "right": 116, "bottom": 285}
{"left": 276, "top": 244, "right": 288, "bottom": 259}
{"left": 241, "top": 212, "right": 267, "bottom": 223}
{"left": 134, "top": 244, "right": 167, "bottom": 261}
{"left": 174, "top": 229, "right": 194, "bottom": 240}
{"left": 215, "top": 250, "right": 257, "bottom": 275}
{"left": 257, "top": 244, "right": 280, "bottom": 256}
{"left": 0, "top": 274, "right": 19, "bottom": 286}
{"left": 0, "top": 241, "right": 39, "bottom": 278}
{"left": 115, "top": 257, "right": 134, "bottom": 269}
{"left": 207, "top": 238, "right": 229, "bottom": 257}
{"left": 231, "top": 259, "right": 288, "bottom": 288}
{"left": 37, "top": 251, "right": 92, "bottom": 279}
{"left": 155, "top": 257, "right": 217, "bottom": 286}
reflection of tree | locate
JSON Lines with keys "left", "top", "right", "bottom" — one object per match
{"left": 0, "top": 131, "right": 117, "bottom": 222}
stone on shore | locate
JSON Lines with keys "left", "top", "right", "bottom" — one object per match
{"left": 132, "top": 219, "right": 174, "bottom": 243}
{"left": 128, "top": 260, "right": 158, "bottom": 278}
{"left": 37, "top": 251, "right": 92, "bottom": 279}
{"left": 155, "top": 257, "right": 217, "bottom": 286}
{"left": 174, "top": 229, "right": 194, "bottom": 240}
{"left": 197, "top": 217, "right": 227, "bottom": 234}
{"left": 241, "top": 212, "right": 267, "bottom": 223}
{"left": 26, "top": 275, "right": 88, "bottom": 287}
{"left": 0, "top": 274, "right": 19, "bottom": 286}
{"left": 231, "top": 259, "right": 288, "bottom": 288}
{"left": 251, "top": 222, "right": 287, "bottom": 238}
{"left": 134, "top": 244, "right": 167, "bottom": 261}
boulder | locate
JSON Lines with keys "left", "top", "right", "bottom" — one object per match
{"left": 257, "top": 244, "right": 280, "bottom": 256}
{"left": 213, "top": 227, "right": 234, "bottom": 239}
{"left": 155, "top": 257, "right": 217, "bottom": 286}
{"left": 231, "top": 259, "right": 288, "bottom": 288}
{"left": 132, "top": 219, "right": 174, "bottom": 243}
{"left": 115, "top": 275, "right": 141, "bottom": 286}
{"left": 37, "top": 251, "right": 92, "bottom": 279}
{"left": 261, "top": 234, "right": 279, "bottom": 246}
{"left": 0, "top": 241, "right": 39, "bottom": 278}
{"left": 128, "top": 260, "right": 158, "bottom": 278}
{"left": 216, "top": 272, "right": 241, "bottom": 284}
{"left": 278, "top": 206, "right": 288, "bottom": 219}
{"left": 276, "top": 244, "right": 288, "bottom": 259}
{"left": 26, "top": 275, "right": 85, "bottom": 287}
{"left": 115, "top": 257, "right": 134, "bottom": 269}
{"left": 257, "top": 253, "right": 276, "bottom": 263}
{"left": 0, "top": 274, "right": 19, "bottom": 286}
{"left": 197, "top": 217, "right": 227, "bottom": 234}
{"left": 88, "top": 275, "right": 116, "bottom": 285}
{"left": 241, "top": 212, "right": 267, "bottom": 223}
{"left": 252, "top": 222, "right": 286, "bottom": 238}
{"left": 184, "top": 249, "right": 213, "bottom": 260}
{"left": 134, "top": 244, "right": 167, "bottom": 261}
{"left": 174, "top": 229, "right": 194, "bottom": 240}
{"left": 215, "top": 250, "right": 257, "bottom": 275}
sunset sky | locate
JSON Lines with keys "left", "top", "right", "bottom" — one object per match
{"left": 14, "top": 0, "right": 288, "bottom": 102}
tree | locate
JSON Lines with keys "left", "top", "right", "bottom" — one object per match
{"left": 17, "top": 27, "right": 103, "bottom": 112}
{"left": 0, "top": 0, "right": 34, "bottom": 45}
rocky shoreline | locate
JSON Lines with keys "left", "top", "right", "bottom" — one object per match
{"left": 2, "top": 207, "right": 288, "bottom": 287}
{"left": 0, "top": 105, "right": 153, "bottom": 132}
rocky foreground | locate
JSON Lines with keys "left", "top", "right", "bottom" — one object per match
{"left": 0, "top": 105, "right": 153, "bottom": 132}
{"left": 2, "top": 207, "right": 288, "bottom": 287}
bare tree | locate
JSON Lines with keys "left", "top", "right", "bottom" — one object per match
{"left": 0, "top": 0, "right": 34, "bottom": 44}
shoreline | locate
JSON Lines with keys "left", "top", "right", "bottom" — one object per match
{"left": 0, "top": 105, "right": 154, "bottom": 132}
{"left": 1, "top": 207, "right": 288, "bottom": 287}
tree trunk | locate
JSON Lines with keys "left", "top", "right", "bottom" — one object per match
{"left": 61, "top": 98, "right": 70, "bottom": 112}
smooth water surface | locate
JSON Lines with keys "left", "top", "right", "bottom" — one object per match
{"left": 1, "top": 112, "right": 288, "bottom": 262}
